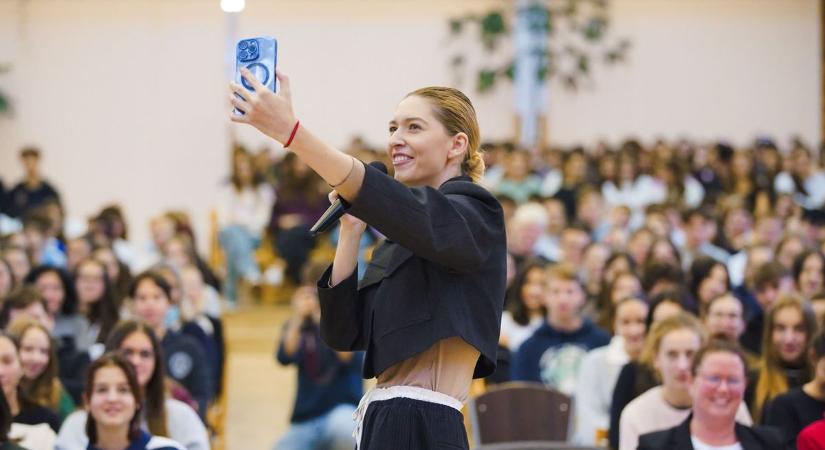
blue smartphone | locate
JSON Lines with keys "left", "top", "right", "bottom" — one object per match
{"left": 234, "top": 36, "right": 277, "bottom": 115}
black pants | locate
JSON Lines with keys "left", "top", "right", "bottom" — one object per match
{"left": 360, "top": 397, "right": 469, "bottom": 450}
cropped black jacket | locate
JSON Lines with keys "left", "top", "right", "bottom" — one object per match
{"left": 317, "top": 163, "right": 507, "bottom": 379}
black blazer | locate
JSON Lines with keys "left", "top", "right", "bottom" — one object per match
{"left": 637, "top": 415, "right": 782, "bottom": 450}
{"left": 318, "top": 163, "right": 507, "bottom": 379}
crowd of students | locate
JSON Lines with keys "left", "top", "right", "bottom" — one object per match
{"left": 268, "top": 136, "right": 825, "bottom": 450}
{"left": 0, "top": 148, "right": 219, "bottom": 449}
{"left": 3, "top": 133, "right": 825, "bottom": 449}
{"left": 482, "top": 138, "right": 825, "bottom": 449}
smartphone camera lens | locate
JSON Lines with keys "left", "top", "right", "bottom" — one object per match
{"left": 239, "top": 50, "right": 250, "bottom": 61}
{"left": 238, "top": 40, "right": 249, "bottom": 50}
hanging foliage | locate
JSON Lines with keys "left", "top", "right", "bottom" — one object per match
{"left": 448, "top": 0, "right": 631, "bottom": 93}
{"left": 0, "top": 63, "right": 10, "bottom": 114}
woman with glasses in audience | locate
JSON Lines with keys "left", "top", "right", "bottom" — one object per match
{"left": 638, "top": 340, "right": 781, "bottom": 450}
{"left": 7, "top": 319, "right": 75, "bottom": 422}
{"left": 618, "top": 313, "right": 753, "bottom": 450}
{"left": 747, "top": 295, "right": 816, "bottom": 423}
{"left": 56, "top": 321, "right": 209, "bottom": 450}
{"left": 78, "top": 353, "right": 185, "bottom": 450}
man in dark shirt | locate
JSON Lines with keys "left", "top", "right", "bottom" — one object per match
{"left": 512, "top": 264, "right": 610, "bottom": 395}
{"left": 7, "top": 147, "right": 61, "bottom": 219}
{"left": 275, "top": 279, "right": 362, "bottom": 450}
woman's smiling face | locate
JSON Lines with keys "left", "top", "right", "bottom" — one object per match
{"left": 387, "top": 95, "right": 465, "bottom": 188}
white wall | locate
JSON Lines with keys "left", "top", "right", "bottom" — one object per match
{"left": 0, "top": 0, "right": 820, "bottom": 250}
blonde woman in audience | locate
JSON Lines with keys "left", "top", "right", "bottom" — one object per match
{"left": 499, "top": 259, "right": 547, "bottom": 352}
{"left": 77, "top": 353, "right": 185, "bottom": 450}
{"left": 748, "top": 294, "right": 816, "bottom": 423}
{"left": 57, "top": 321, "right": 209, "bottom": 450}
{"left": 618, "top": 313, "right": 753, "bottom": 450}
{"left": 7, "top": 319, "right": 75, "bottom": 421}
{"left": 0, "top": 331, "right": 59, "bottom": 448}
{"left": 574, "top": 297, "right": 648, "bottom": 445}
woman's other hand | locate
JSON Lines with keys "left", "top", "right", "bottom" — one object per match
{"left": 230, "top": 68, "right": 297, "bottom": 144}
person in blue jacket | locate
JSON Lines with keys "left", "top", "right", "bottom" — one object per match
{"left": 512, "top": 263, "right": 610, "bottom": 395}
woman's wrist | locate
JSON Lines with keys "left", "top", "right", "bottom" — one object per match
{"left": 339, "top": 222, "right": 366, "bottom": 238}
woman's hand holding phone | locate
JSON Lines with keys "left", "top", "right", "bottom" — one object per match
{"left": 230, "top": 68, "right": 297, "bottom": 145}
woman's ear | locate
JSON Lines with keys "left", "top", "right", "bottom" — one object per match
{"left": 448, "top": 133, "right": 469, "bottom": 161}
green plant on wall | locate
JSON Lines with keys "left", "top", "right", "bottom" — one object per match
{"left": 449, "top": 0, "right": 630, "bottom": 93}
{"left": 0, "top": 63, "right": 10, "bottom": 114}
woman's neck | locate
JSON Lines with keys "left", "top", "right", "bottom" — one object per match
{"left": 661, "top": 384, "right": 692, "bottom": 409}
{"left": 95, "top": 425, "right": 130, "bottom": 450}
{"left": 623, "top": 343, "right": 642, "bottom": 361}
{"left": 154, "top": 325, "right": 167, "bottom": 340}
{"left": 803, "top": 379, "right": 825, "bottom": 401}
{"left": 690, "top": 414, "right": 737, "bottom": 446}
{"left": 5, "top": 388, "right": 18, "bottom": 416}
{"left": 528, "top": 309, "right": 543, "bottom": 321}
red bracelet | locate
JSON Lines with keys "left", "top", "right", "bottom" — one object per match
{"left": 284, "top": 120, "right": 301, "bottom": 148}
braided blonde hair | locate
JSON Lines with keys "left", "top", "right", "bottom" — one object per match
{"left": 406, "top": 87, "right": 485, "bottom": 182}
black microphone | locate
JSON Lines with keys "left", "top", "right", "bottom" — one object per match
{"left": 310, "top": 161, "right": 388, "bottom": 236}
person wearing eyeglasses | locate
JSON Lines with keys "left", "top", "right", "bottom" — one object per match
{"left": 638, "top": 339, "right": 780, "bottom": 450}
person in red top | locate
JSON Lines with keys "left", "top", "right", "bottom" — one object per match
{"left": 799, "top": 418, "right": 825, "bottom": 450}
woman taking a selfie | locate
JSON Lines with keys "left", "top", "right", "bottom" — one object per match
{"left": 231, "top": 69, "right": 506, "bottom": 449}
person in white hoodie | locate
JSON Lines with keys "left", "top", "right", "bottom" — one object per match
{"left": 573, "top": 297, "right": 648, "bottom": 445}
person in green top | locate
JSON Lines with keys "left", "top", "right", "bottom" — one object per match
{"left": 8, "top": 319, "right": 75, "bottom": 422}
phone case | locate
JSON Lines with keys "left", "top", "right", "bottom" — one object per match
{"left": 234, "top": 36, "right": 277, "bottom": 114}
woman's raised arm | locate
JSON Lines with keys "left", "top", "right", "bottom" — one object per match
{"left": 229, "top": 68, "right": 365, "bottom": 202}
